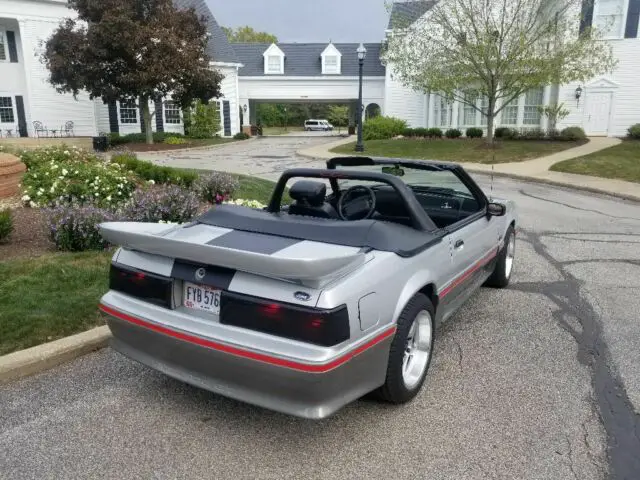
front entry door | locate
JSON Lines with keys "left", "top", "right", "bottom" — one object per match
{"left": 584, "top": 91, "right": 612, "bottom": 136}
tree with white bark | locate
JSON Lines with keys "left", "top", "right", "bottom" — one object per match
{"left": 383, "top": 0, "right": 617, "bottom": 144}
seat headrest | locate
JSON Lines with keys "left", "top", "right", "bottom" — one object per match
{"left": 289, "top": 180, "right": 327, "bottom": 207}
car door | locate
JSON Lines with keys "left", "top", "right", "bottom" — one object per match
{"left": 434, "top": 176, "right": 499, "bottom": 321}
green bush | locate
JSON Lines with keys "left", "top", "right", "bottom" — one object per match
{"left": 184, "top": 100, "right": 221, "bottom": 139}
{"left": 19, "top": 148, "right": 136, "bottom": 208}
{"left": 559, "top": 126, "right": 586, "bottom": 141}
{"left": 445, "top": 128, "right": 462, "bottom": 139}
{"left": 402, "top": 128, "right": 415, "bottom": 137}
{"left": 363, "top": 116, "right": 408, "bottom": 140}
{"left": 0, "top": 208, "right": 13, "bottom": 243}
{"left": 414, "top": 128, "right": 429, "bottom": 137}
{"left": 627, "top": 124, "right": 640, "bottom": 139}
{"left": 520, "top": 128, "right": 546, "bottom": 140}
{"left": 108, "top": 132, "right": 183, "bottom": 147}
{"left": 164, "top": 136, "right": 187, "bottom": 145}
{"left": 494, "top": 127, "right": 511, "bottom": 139}
{"left": 426, "top": 128, "right": 443, "bottom": 138}
{"left": 110, "top": 152, "right": 198, "bottom": 187}
{"left": 466, "top": 127, "right": 483, "bottom": 138}
{"left": 233, "top": 132, "right": 250, "bottom": 140}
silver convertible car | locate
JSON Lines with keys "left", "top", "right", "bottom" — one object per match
{"left": 98, "top": 157, "right": 517, "bottom": 419}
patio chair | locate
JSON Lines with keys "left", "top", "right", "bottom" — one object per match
{"left": 62, "top": 121, "right": 74, "bottom": 137}
{"left": 33, "top": 121, "right": 48, "bottom": 138}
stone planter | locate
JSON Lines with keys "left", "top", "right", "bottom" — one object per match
{"left": 0, "top": 153, "right": 26, "bottom": 199}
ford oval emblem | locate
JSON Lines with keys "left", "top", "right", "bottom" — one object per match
{"left": 294, "top": 291, "right": 311, "bottom": 302}
{"left": 195, "top": 268, "right": 206, "bottom": 280}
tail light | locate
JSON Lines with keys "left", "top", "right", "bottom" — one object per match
{"left": 220, "top": 292, "right": 350, "bottom": 347}
{"left": 109, "top": 263, "right": 173, "bottom": 308}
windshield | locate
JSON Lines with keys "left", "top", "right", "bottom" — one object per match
{"left": 335, "top": 164, "right": 476, "bottom": 199}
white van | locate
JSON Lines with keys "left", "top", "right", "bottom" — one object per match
{"left": 304, "top": 119, "right": 334, "bottom": 131}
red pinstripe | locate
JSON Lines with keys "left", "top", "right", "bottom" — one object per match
{"left": 439, "top": 247, "right": 499, "bottom": 299}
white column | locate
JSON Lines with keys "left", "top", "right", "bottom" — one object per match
{"left": 541, "top": 85, "right": 551, "bottom": 130}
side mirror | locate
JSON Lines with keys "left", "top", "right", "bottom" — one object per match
{"left": 487, "top": 202, "right": 506, "bottom": 217}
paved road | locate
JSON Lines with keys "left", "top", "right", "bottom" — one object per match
{"left": 2, "top": 137, "right": 640, "bottom": 479}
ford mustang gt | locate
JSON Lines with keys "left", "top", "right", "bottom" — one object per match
{"left": 98, "top": 156, "right": 517, "bottom": 419}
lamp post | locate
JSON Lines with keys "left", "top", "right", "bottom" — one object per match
{"left": 355, "top": 43, "right": 367, "bottom": 152}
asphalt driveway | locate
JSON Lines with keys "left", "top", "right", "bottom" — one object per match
{"left": 1, "top": 137, "right": 639, "bottom": 479}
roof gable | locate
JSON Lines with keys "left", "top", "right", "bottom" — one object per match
{"left": 172, "top": 0, "right": 239, "bottom": 64}
{"left": 263, "top": 43, "right": 285, "bottom": 57}
{"left": 387, "top": 1, "right": 437, "bottom": 30}
{"left": 321, "top": 43, "right": 342, "bottom": 57}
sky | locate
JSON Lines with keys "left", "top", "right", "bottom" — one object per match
{"left": 205, "top": 0, "right": 391, "bottom": 43}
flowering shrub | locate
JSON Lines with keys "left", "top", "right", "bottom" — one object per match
{"left": 18, "top": 145, "right": 97, "bottom": 170}
{"left": 121, "top": 184, "right": 200, "bottom": 223}
{"left": 165, "top": 136, "right": 187, "bottom": 145}
{"left": 194, "top": 171, "right": 239, "bottom": 204}
{"left": 21, "top": 157, "right": 136, "bottom": 208}
{"left": 0, "top": 208, "right": 13, "bottom": 243}
{"left": 224, "top": 198, "right": 266, "bottom": 209}
{"left": 46, "top": 201, "right": 116, "bottom": 251}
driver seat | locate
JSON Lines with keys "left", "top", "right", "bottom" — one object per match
{"left": 288, "top": 180, "right": 338, "bottom": 219}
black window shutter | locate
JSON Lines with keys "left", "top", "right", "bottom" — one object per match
{"left": 155, "top": 99, "right": 164, "bottom": 132}
{"left": 222, "top": 100, "right": 231, "bottom": 136}
{"left": 625, "top": 0, "right": 640, "bottom": 38}
{"left": 579, "top": 0, "right": 594, "bottom": 34}
{"left": 6, "top": 31, "right": 18, "bottom": 63}
{"left": 15, "top": 96, "right": 27, "bottom": 137}
{"left": 108, "top": 101, "right": 119, "bottom": 134}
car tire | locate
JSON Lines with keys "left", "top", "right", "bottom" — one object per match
{"left": 485, "top": 224, "right": 515, "bottom": 288}
{"left": 375, "top": 293, "right": 435, "bottom": 404}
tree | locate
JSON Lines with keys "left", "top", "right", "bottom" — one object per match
{"left": 222, "top": 26, "right": 278, "bottom": 43}
{"left": 537, "top": 102, "right": 570, "bottom": 131}
{"left": 42, "top": 0, "right": 223, "bottom": 144}
{"left": 384, "top": 0, "right": 617, "bottom": 144}
{"left": 328, "top": 105, "right": 349, "bottom": 133}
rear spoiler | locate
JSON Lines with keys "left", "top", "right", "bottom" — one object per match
{"left": 98, "top": 222, "right": 366, "bottom": 287}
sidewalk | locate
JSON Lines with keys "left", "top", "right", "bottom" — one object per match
{"left": 297, "top": 136, "right": 640, "bottom": 202}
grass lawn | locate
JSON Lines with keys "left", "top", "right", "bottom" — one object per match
{"left": 550, "top": 140, "right": 640, "bottom": 183}
{"left": 261, "top": 126, "right": 304, "bottom": 136}
{"left": 0, "top": 251, "right": 112, "bottom": 356}
{"left": 122, "top": 137, "right": 236, "bottom": 152}
{"left": 331, "top": 138, "right": 586, "bottom": 164}
{"left": 0, "top": 174, "right": 279, "bottom": 356}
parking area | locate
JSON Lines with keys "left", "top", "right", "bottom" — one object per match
{"left": 1, "top": 137, "right": 639, "bottom": 479}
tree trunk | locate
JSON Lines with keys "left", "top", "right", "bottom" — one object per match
{"left": 141, "top": 97, "right": 153, "bottom": 145}
{"left": 486, "top": 114, "right": 495, "bottom": 145}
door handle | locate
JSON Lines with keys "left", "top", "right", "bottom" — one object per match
{"left": 454, "top": 239, "right": 464, "bottom": 249}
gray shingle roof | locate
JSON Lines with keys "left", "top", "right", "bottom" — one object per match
{"left": 173, "top": 0, "right": 239, "bottom": 64}
{"left": 233, "top": 43, "right": 386, "bottom": 77}
{"left": 387, "top": 1, "right": 436, "bottom": 30}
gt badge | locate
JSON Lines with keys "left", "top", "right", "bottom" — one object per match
{"left": 294, "top": 291, "right": 311, "bottom": 301}
{"left": 195, "top": 268, "right": 206, "bottom": 280}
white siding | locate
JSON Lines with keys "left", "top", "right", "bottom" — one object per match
{"left": 215, "top": 65, "right": 240, "bottom": 136}
{"left": 94, "top": 100, "right": 110, "bottom": 135}
{"left": 383, "top": 65, "right": 427, "bottom": 127}
{"left": 558, "top": 40, "right": 640, "bottom": 137}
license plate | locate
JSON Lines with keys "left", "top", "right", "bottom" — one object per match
{"left": 183, "top": 282, "right": 221, "bottom": 315}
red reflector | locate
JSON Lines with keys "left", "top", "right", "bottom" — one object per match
{"left": 262, "top": 304, "right": 281, "bottom": 315}
{"left": 135, "top": 272, "right": 146, "bottom": 280}
{"left": 310, "top": 319, "right": 324, "bottom": 328}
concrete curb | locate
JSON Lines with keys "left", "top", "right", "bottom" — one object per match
{"left": 0, "top": 326, "right": 111, "bottom": 384}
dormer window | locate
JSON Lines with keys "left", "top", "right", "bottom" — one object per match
{"left": 263, "top": 43, "right": 285, "bottom": 74}
{"left": 321, "top": 43, "right": 342, "bottom": 75}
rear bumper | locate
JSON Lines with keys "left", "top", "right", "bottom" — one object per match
{"left": 100, "top": 303, "right": 394, "bottom": 419}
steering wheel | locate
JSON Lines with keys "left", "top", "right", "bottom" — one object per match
{"left": 337, "top": 185, "right": 377, "bottom": 221}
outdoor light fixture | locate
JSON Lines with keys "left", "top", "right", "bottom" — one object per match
{"left": 243, "top": 104, "right": 248, "bottom": 112}
{"left": 575, "top": 86, "right": 583, "bottom": 106}
{"left": 355, "top": 43, "right": 367, "bottom": 152}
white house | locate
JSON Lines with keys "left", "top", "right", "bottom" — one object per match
{"left": 382, "top": 0, "right": 640, "bottom": 137}
{"left": 1, "top": 0, "right": 638, "bottom": 139}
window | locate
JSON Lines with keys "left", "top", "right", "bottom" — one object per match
{"left": 119, "top": 100, "right": 137, "bottom": 123}
{"left": 0, "top": 31, "right": 6, "bottom": 61}
{"left": 436, "top": 96, "right": 451, "bottom": 127}
{"left": 324, "top": 55, "right": 339, "bottom": 74}
{"left": 594, "top": 0, "right": 626, "bottom": 37}
{"left": 523, "top": 88, "right": 544, "bottom": 125}
{"left": 461, "top": 95, "right": 477, "bottom": 126}
{"left": 501, "top": 98, "right": 519, "bottom": 125}
{"left": 0, "top": 97, "right": 14, "bottom": 123}
{"left": 267, "top": 55, "right": 282, "bottom": 74}
{"left": 479, "top": 96, "right": 489, "bottom": 126}
{"left": 164, "top": 101, "right": 181, "bottom": 124}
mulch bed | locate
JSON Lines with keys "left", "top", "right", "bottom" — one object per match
{"left": 0, "top": 203, "right": 55, "bottom": 261}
